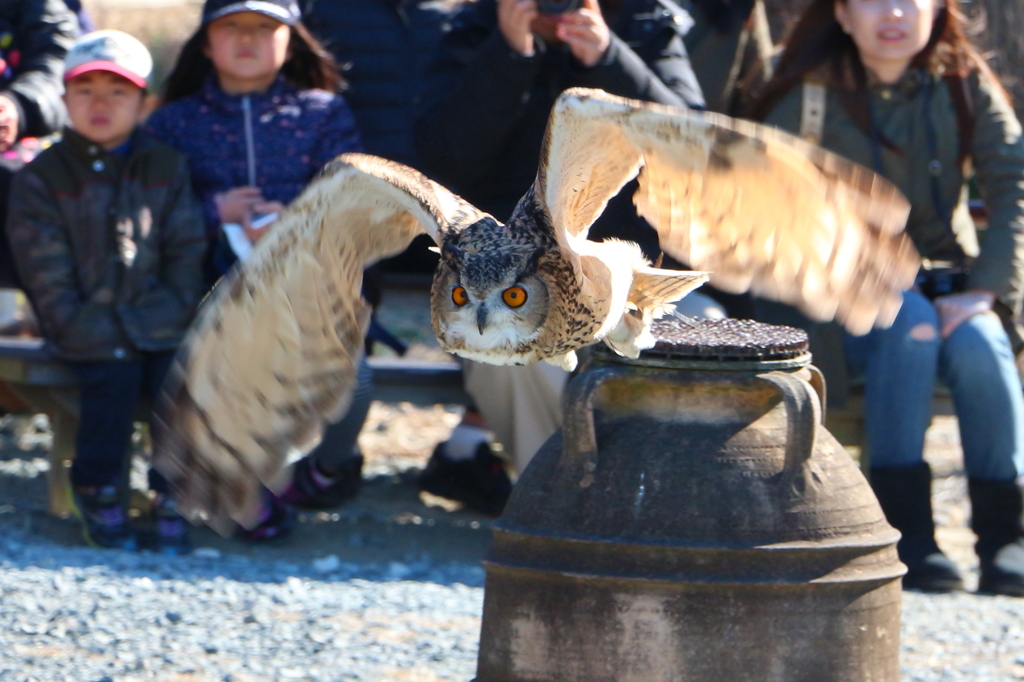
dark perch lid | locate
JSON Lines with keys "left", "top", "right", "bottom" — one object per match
{"left": 621, "top": 317, "right": 809, "bottom": 363}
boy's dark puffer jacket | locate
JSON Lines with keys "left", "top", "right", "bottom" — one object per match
{"left": 7, "top": 128, "right": 208, "bottom": 362}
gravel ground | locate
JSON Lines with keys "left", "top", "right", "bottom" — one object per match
{"left": 3, "top": 412, "right": 1023, "bottom": 682}
{"left": 0, "top": 533, "right": 484, "bottom": 682}
{"left": 2, "top": 288, "right": 1023, "bottom": 680}
{"left": 1, "top": 403, "right": 488, "bottom": 682}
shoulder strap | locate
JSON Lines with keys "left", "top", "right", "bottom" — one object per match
{"left": 800, "top": 80, "right": 827, "bottom": 144}
{"left": 944, "top": 73, "right": 974, "bottom": 169}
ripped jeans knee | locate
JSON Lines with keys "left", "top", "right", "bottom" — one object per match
{"left": 908, "top": 322, "right": 938, "bottom": 342}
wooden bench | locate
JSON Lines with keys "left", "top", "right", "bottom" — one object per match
{"left": 0, "top": 335, "right": 468, "bottom": 518}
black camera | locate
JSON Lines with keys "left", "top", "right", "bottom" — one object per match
{"left": 916, "top": 268, "right": 968, "bottom": 301}
{"left": 537, "top": 0, "right": 581, "bottom": 14}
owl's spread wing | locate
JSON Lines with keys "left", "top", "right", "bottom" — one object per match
{"left": 154, "top": 154, "right": 486, "bottom": 535}
{"left": 537, "top": 88, "right": 919, "bottom": 335}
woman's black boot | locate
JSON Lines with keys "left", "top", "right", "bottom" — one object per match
{"left": 968, "top": 478, "right": 1024, "bottom": 597}
{"left": 870, "top": 462, "right": 964, "bottom": 592}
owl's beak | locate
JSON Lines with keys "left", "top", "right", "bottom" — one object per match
{"left": 476, "top": 305, "right": 490, "bottom": 335}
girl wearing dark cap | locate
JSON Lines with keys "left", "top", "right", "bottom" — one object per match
{"left": 147, "top": 0, "right": 370, "bottom": 542}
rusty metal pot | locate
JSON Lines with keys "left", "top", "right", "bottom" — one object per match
{"left": 475, "top": 319, "right": 904, "bottom": 682}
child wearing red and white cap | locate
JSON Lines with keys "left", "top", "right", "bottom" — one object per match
{"left": 7, "top": 31, "right": 207, "bottom": 554}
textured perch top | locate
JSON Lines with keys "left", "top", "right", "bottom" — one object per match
{"left": 637, "top": 318, "right": 810, "bottom": 362}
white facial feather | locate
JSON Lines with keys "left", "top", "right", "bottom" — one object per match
{"left": 445, "top": 282, "right": 545, "bottom": 351}
{"left": 446, "top": 301, "right": 538, "bottom": 350}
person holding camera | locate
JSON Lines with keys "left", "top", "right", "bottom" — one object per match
{"left": 416, "top": 0, "right": 703, "bottom": 230}
{"left": 411, "top": 0, "right": 708, "bottom": 515}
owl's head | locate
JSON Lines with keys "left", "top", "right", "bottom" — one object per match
{"left": 431, "top": 222, "right": 550, "bottom": 359}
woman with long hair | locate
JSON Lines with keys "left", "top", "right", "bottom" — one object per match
{"left": 146, "top": 0, "right": 370, "bottom": 543}
{"left": 749, "top": 0, "right": 1024, "bottom": 596}
{"left": 148, "top": 0, "right": 354, "bottom": 282}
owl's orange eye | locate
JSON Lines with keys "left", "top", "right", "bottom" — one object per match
{"left": 452, "top": 286, "right": 469, "bottom": 307}
{"left": 502, "top": 286, "right": 528, "bottom": 308}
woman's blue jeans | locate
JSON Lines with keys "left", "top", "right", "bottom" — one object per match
{"left": 844, "top": 290, "right": 1024, "bottom": 481}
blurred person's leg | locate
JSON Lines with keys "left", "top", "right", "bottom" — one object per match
{"left": 69, "top": 359, "right": 143, "bottom": 550}
{"left": 139, "top": 350, "right": 192, "bottom": 554}
{"left": 941, "top": 311, "right": 1024, "bottom": 481}
{"left": 465, "top": 360, "right": 569, "bottom": 474}
{"left": 847, "top": 291, "right": 939, "bottom": 469}
{"left": 847, "top": 291, "right": 962, "bottom": 592}
{"left": 72, "top": 360, "right": 144, "bottom": 489}
{"left": 230, "top": 358, "right": 373, "bottom": 542}
{"left": 278, "top": 356, "right": 373, "bottom": 509}
{"left": 141, "top": 350, "right": 176, "bottom": 495}
{"left": 942, "top": 310, "right": 1024, "bottom": 596}
{"left": 417, "top": 361, "right": 566, "bottom": 516}
{"left": 0, "top": 289, "right": 17, "bottom": 330}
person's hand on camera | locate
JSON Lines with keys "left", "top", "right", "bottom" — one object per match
{"left": 0, "top": 94, "right": 20, "bottom": 151}
{"left": 556, "top": 0, "right": 610, "bottom": 67}
{"left": 499, "top": 0, "right": 539, "bottom": 56}
{"left": 934, "top": 289, "right": 995, "bottom": 339}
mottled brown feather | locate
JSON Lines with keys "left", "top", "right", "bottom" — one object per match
{"left": 538, "top": 88, "right": 919, "bottom": 335}
{"left": 154, "top": 155, "right": 486, "bottom": 534}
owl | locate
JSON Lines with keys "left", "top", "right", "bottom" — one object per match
{"left": 154, "top": 88, "right": 918, "bottom": 533}
{"left": 427, "top": 190, "right": 707, "bottom": 371}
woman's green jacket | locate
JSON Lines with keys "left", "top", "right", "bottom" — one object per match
{"left": 763, "top": 69, "right": 1024, "bottom": 315}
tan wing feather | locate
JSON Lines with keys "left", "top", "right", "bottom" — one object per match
{"left": 538, "top": 88, "right": 919, "bottom": 335}
{"left": 154, "top": 154, "right": 486, "bottom": 535}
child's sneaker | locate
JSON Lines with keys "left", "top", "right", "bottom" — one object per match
{"left": 236, "top": 490, "right": 295, "bottom": 543}
{"left": 417, "top": 442, "right": 512, "bottom": 517}
{"left": 145, "top": 494, "right": 192, "bottom": 556}
{"left": 68, "top": 485, "right": 138, "bottom": 550}
{"left": 276, "top": 454, "right": 363, "bottom": 509}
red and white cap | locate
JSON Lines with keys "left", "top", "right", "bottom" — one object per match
{"left": 64, "top": 30, "right": 153, "bottom": 89}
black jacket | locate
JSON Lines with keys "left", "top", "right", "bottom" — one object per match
{"left": 302, "top": 0, "right": 455, "bottom": 170}
{"left": 8, "top": 129, "right": 207, "bottom": 361}
{"left": 0, "top": 0, "right": 77, "bottom": 138}
{"left": 414, "top": 0, "right": 703, "bottom": 257}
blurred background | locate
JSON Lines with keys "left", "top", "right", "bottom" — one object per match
{"left": 86, "top": 0, "right": 1024, "bottom": 122}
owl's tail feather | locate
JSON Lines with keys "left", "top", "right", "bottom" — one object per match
{"left": 604, "top": 267, "right": 710, "bottom": 358}
{"left": 629, "top": 268, "right": 710, "bottom": 320}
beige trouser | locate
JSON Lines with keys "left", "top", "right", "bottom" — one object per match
{"left": 463, "top": 359, "right": 569, "bottom": 474}
{"left": 464, "top": 291, "right": 724, "bottom": 473}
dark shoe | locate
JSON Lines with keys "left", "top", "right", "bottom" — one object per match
{"left": 68, "top": 485, "right": 137, "bottom": 551}
{"left": 277, "top": 454, "right": 363, "bottom": 509}
{"left": 143, "top": 494, "right": 192, "bottom": 556}
{"left": 236, "top": 491, "right": 295, "bottom": 543}
{"left": 871, "top": 463, "right": 964, "bottom": 593}
{"left": 418, "top": 441, "right": 512, "bottom": 517}
{"left": 969, "top": 478, "right": 1024, "bottom": 597}
{"left": 897, "top": 533, "right": 965, "bottom": 592}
